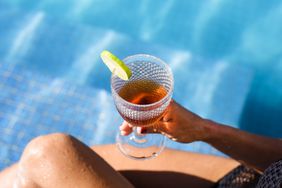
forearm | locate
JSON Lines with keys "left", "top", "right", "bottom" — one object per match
{"left": 203, "top": 120, "right": 282, "bottom": 172}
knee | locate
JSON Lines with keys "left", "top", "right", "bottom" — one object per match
{"left": 20, "top": 133, "right": 74, "bottom": 164}
{"left": 16, "top": 133, "right": 75, "bottom": 186}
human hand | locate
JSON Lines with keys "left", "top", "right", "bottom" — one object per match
{"left": 119, "top": 100, "right": 211, "bottom": 143}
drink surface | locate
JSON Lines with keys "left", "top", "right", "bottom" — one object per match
{"left": 118, "top": 79, "right": 168, "bottom": 126}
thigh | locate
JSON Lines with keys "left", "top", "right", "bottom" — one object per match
{"left": 92, "top": 145, "right": 240, "bottom": 188}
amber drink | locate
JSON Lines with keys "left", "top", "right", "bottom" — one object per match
{"left": 118, "top": 79, "right": 167, "bottom": 126}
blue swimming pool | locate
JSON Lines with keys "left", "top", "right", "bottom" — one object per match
{"left": 0, "top": 0, "right": 281, "bottom": 169}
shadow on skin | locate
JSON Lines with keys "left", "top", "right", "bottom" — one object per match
{"left": 119, "top": 170, "right": 214, "bottom": 188}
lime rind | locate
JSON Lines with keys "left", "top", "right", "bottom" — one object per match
{"left": 100, "top": 50, "right": 132, "bottom": 80}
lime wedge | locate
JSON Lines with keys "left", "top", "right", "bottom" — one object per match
{"left": 100, "top": 50, "right": 132, "bottom": 80}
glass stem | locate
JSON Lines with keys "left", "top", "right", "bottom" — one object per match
{"left": 130, "top": 127, "right": 147, "bottom": 144}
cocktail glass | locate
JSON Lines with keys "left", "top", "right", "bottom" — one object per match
{"left": 111, "top": 54, "right": 174, "bottom": 160}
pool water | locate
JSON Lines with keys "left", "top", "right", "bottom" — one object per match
{"left": 0, "top": 0, "right": 281, "bottom": 169}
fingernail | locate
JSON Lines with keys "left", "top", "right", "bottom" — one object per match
{"left": 120, "top": 131, "right": 127, "bottom": 136}
{"left": 119, "top": 125, "right": 126, "bottom": 130}
{"left": 141, "top": 127, "right": 147, "bottom": 134}
{"left": 137, "top": 127, "right": 142, "bottom": 134}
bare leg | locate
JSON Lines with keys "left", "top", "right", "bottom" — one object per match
{"left": 93, "top": 145, "right": 239, "bottom": 187}
{"left": 0, "top": 133, "right": 133, "bottom": 188}
{"left": 0, "top": 135, "right": 239, "bottom": 188}
{"left": 0, "top": 164, "right": 20, "bottom": 188}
